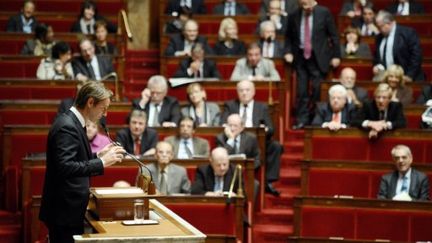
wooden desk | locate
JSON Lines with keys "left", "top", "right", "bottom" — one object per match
{"left": 303, "top": 128, "right": 432, "bottom": 163}
{"left": 293, "top": 196, "right": 432, "bottom": 242}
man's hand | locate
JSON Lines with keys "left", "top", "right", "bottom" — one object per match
{"left": 284, "top": 53, "right": 294, "bottom": 63}
{"left": 205, "top": 191, "right": 224, "bottom": 196}
{"left": 368, "top": 129, "right": 379, "bottom": 139}
{"left": 100, "top": 144, "right": 126, "bottom": 167}
{"left": 331, "top": 58, "right": 340, "bottom": 68}
{"left": 76, "top": 73, "right": 89, "bottom": 82}
{"left": 162, "top": 121, "right": 177, "bottom": 127}
{"left": 224, "top": 126, "right": 235, "bottom": 139}
{"left": 139, "top": 88, "right": 151, "bottom": 108}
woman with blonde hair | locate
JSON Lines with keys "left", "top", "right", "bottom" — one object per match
{"left": 214, "top": 17, "right": 246, "bottom": 56}
{"left": 181, "top": 83, "right": 221, "bottom": 126}
{"left": 383, "top": 64, "right": 413, "bottom": 106}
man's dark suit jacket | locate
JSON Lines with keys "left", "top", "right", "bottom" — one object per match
{"left": 115, "top": 127, "right": 158, "bottom": 155}
{"left": 311, "top": 102, "right": 357, "bottom": 127}
{"left": 374, "top": 24, "right": 425, "bottom": 81}
{"left": 165, "top": 0, "right": 206, "bottom": 14}
{"left": 377, "top": 168, "right": 430, "bottom": 201}
{"left": 71, "top": 55, "right": 114, "bottom": 80}
{"left": 258, "top": 39, "right": 286, "bottom": 58}
{"left": 350, "top": 86, "right": 369, "bottom": 106}
{"left": 214, "top": 39, "right": 246, "bottom": 56}
{"left": 164, "top": 34, "right": 214, "bottom": 56}
{"left": 6, "top": 14, "right": 38, "bottom": 32}
{"left": 191, "top": 164, "right": 238, "bottom": 194}
{"left": 220, "top": 99, "right": 275, "bottom": 138}
{"left": 172, "top": 58, "right": 221, "bottom": 79}
{"left": 39, "top": 110, "right": 104, "bottom": 227}
{"left": 416, "top": 85, "right": 432, "bottom": 104}
{"left": 386, "top": 2, "right": 425, "bottom": 15}
{"left": 216, "top": 131, "right": 260, "bottom": 169}
{"left": 132, "top": 96, "right": 182, "bottom": 125}
{"left": 285, "top": 4, "right": 341, "bottom": 73}
{"left": 212, "top": 2, "right": 250, "bottom": 15}
{"left": 353, "top": 100, "right": 407, "bottom": 129}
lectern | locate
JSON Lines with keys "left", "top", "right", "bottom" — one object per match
{"left": 76, "top": 187, "right": 206, "bottom": 242}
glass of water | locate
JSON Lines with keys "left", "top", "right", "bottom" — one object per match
{"left": 134, "top": 199, "right": 144, "bottom": 222}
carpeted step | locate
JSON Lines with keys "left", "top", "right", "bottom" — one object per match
{"left": 125, "top": 69, "right": 159, "bottom": 80}
{"left": 0, "top": 211, "right": 20, "bottom": 225}
{"left": 281, "top": 153, "right": 304, "bottom": 162}
{"left": 0, "top": 225, "right": 21, "bottom": 243}
{"left": 263, "top": 186, "right": 300, "bottom": 209}
{"left": 253, "top": 224, "right": 293, "bottom": 243}
{"left": 254, "top": 208, "right": 293, "bottom": 225}
{"left": 277, "top": 167, "right": 301, "bottom": 186}
{"left": 126, "top": 50, "right": 159, "bottom": 58}
{"left": 283, "top": 140, "right": 304, "bottom": 153}
{"left": 125, "top": 57, "right": 159, "bottom": 69}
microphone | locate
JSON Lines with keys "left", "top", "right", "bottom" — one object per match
{"left": 226, "top": 164, "right": 244, "bottom": 205}
{"left": 101, "top": 72, "right": 118, "bottom": 81}
{"left": 99, "top": 116, "right": 155, "bottom": 193}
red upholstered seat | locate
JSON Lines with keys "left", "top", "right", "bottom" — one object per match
{"left": 356, "top": 210, "right": 409, "bottom": 241}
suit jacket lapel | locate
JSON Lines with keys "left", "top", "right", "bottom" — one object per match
{"left": 252, "top": 102, "right": 260, "bottom": 126}
{"left": 389, "top": 171, "right": 399, "bottom": 199}
{"left": 69, "top": 111, "right": 92, "bottom": 158}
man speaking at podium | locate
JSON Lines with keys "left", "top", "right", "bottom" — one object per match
{"left": 39, "top": 82, "right": 125, "bottom": 243}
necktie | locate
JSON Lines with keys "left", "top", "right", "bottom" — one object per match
{"left": 252, "top": 66, "right": 256, "bottom": 76}
{"left": 242, "top": 104, "right": 248, "bottom": 124}
{"left": 86, "top": 24, "right": 91, "bottom": 34}
{"left": 152, "top": 104, "right": 160, "bottom": 127}
{"left": 233, "top": 137, "right": 240, "bottom": 154}
{"left": 264, "top": 43, "right": 270, "bottom": 57}
{"left": 364, "top": 25, "right": 369, "bottom": 36}
{"left": 303, "top": 10, "right": 312, "bottom": 59}
{"left": 134, "top": 137, "right": 141, "bottom": 155}
{"left": 159, "top": 169, "right": 168, "bottom": 195}
{"left": 332, "top": 112, "right": 340, "bottom": 124}
{"left": 195, "top": 70, "right": 201, "bottom": 78}
{"left": 401, "top": 176, "right": 408, "bottom": 192}
{"left": 379, "top": 110, "right": 385, "bottom": 120}
{"left": 382, "top": 38, "right": 388, "bottom": 68}
{"left": 87, "top": 62, "right": 96, "bottom": 80}
{"left": 183, "top": 139, "right": 193, "bottom": 158}
{"left": 214, "top": 176, "right": 223, "bottom": 192}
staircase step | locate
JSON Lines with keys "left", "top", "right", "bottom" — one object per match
{"left": 0, "top": 211, "right": 20, "bottom": 225}
{"left": 278, "top": 167, "right": 301, "bottom": 186}
{"left": 0, "top": 225, "right": 21, "bottom": 243}
{"left": 281, "top": 153, "right": 303, "bottom": 162}
{"left": 263, "top": 187, "right": 300, "bottom": 209}
{"left": 253, "top": 224, "right": 293, "bottom": 243}
{"left": 254, "top": 208, "right": 293, "bottom": 225}
{"left": 126, "top": 58, "right": 159, "bottom": 69}
{"left": 126, "top": 50, "right": 159, "bottom": 58}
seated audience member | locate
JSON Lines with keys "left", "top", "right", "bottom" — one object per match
{"left": 416, "top": 83, "right": 432, "bottom": 105}
{"left": 21, "top": 23, "right": 55, "bottom": 56}
{"left": 421, "top": 106, "right": 432, "bottom": 129}
{"left": 340, "top": 26, "right": 371, "bottom": 59}
{"left": 220, "top": 80, "right": 282, "bottom": 196}
{"left": 337, "top": 67, "right": 368, "bottom": 108}
{"left": 142, "top": 141, "right": 191, "bottom": 195}
{"left": 173, "top": 43, "right": 221, "bottom": 79}
{"left": 214, "top": 17, "right": 246, "bottom": 56}
{"left": 259, "top": 0, "right": 298, "bottom": 16}
{"left": 378, "top": 145, "right": 430, "bottom": 201}
{"left": 165, "top": 0, "right": 206, "bottom": 15}
{"left": 132, "top": 75, "right": 181, "bottom": 127}
{"left": 354, "top": 83, "right": 406, "bottom": 139}
{"left": 86, "top": 120, "right": 110, "bottom": 153}
{"left": 36, "top": 41, "right": 73, "bottom": 80}
{"left": 339, "top": 0, "right": 373, "bottom": 18}
{"left": 116, "top": 109, "right": 158, "bottom": 157}
{"left": 373, "top": 10, "right": 424, "bottom": 82}
{"left": 312, "top": 84, "right": 357, "bottom": 131}
{"left": 230, "top": 42, "right": 281, "bottom": 81}
{"left": 71, "top": 38, "right": 115, "bottom": 81}
{"left": 94, "top": 21, "right": 118, "bottom": 55}
{"left": 258, "top": 21, "right": 286, "bottom": 58}
{"left": 352, "top": 5, "right": 379, "bottom": 36}
{"left": 216, "top": 114, "right": 260, "bottom": 170}
{"left": 191, "top": 147, "right": 240, "bottom": 195}
{"left": 164, "top": 116, "right": 210, "bottom": 159}
{"left": 212, "top": 0, "right": 250, "bottom": 15}
{"left": 164, "top": 6, "right": 192, "bottom": 34}
{"left": 386, "top": 0, "right": 425, "bottom": 16}
{"left": 382, "top": 64, "right": 413, "bottom": 107}
{"left": 71, "top": 0, "right": 117, "bottom": 34}
{"left": 181, "top": 83, "right": 221, "bottom": 126}
{"left": 6, "top": 0, "right": 38, "bottom": 33}
{"left": 164, "top": 19, "right": 213, "bottom": 56}
{"left": 257, "top": 0, "right": 288, "bottom": 35}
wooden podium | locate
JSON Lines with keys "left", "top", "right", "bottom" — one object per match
{"left": 75, "top": 187, "right": 206, "bottom": 242}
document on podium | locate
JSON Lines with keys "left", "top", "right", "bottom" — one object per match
{"left": 94, "top": 187, "right": 144, "bottom": 195}
{"left": 169, "top": 77, "right": 219, "bottom": 87}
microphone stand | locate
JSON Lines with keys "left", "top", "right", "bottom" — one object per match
{"left": 226, "top": 164, "right": 244, "bottom": 204}
{"left": 100, "top": 118, "right": 155, "bottom": 194}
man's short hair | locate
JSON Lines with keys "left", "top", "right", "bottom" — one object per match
{"left": 328, "top": 84, "right": 348, "bottom": 98}
{"left": 391, "top": 144, "right": 412, "bottom": 158}
{"left": 376, "top": 10, "right": 394, "bottom": 24}
{"left": 259, "top": 20, "right": 276, "bottom": 36}
{"left": 247, "top": 42, "right": 261, "bottom": 52}
{"left": 147, "top": 75, "right": 168, "bottom": 91}
{"left": 74, "top": 82, "right": 113, "bottom": 109}
{"left": 180, "top": 116, "right": 196, "bottom": 129}
{"left": 128, "top": 109, "right": 147, "bottom": 123}
{"left": 374, "top": 83, "right": 392, "bottom": 98}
